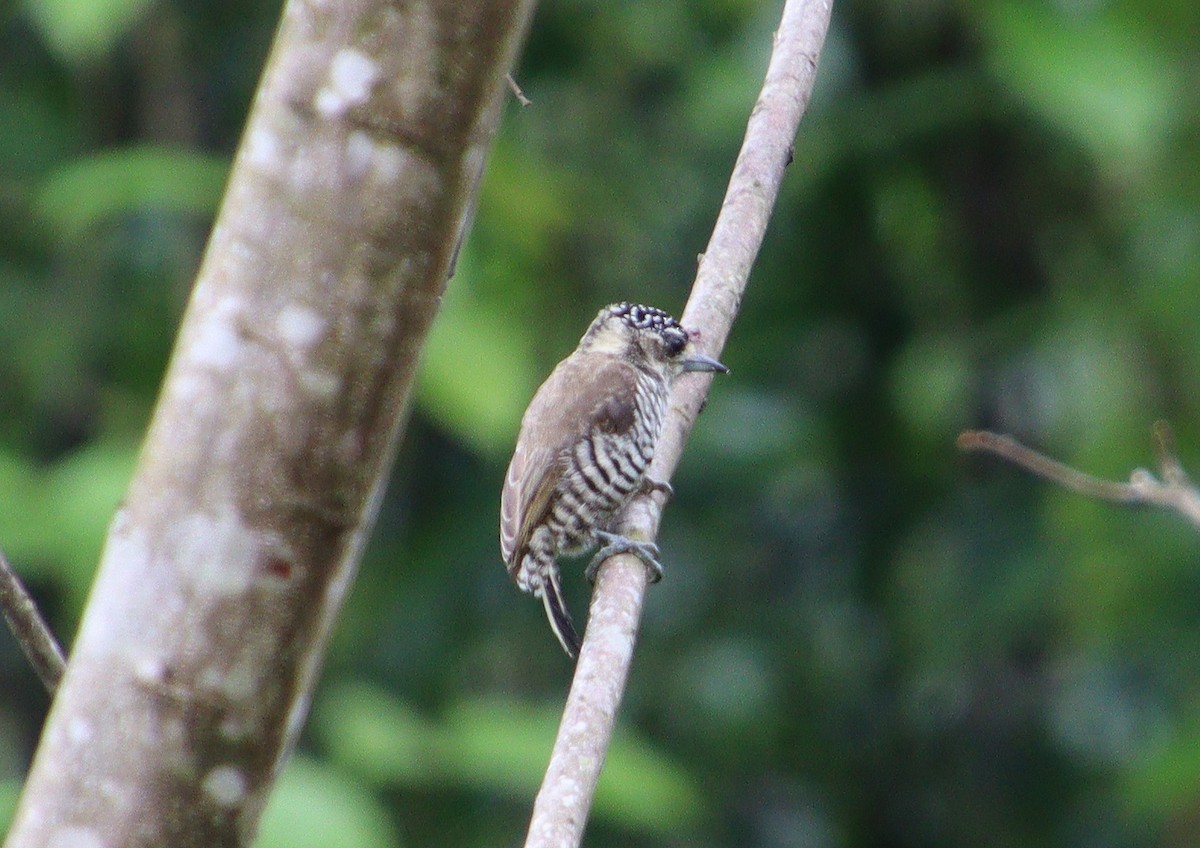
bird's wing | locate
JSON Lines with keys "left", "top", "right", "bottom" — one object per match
{"left": 500, "top": 355, "right": 639, "bottom": 574}
{"left": 500, "top": 440, "right": 557, "bottom": 572}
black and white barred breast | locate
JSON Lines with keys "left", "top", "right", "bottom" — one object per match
{"left": 550, "top": 368, "right": 667, "bottom": 556}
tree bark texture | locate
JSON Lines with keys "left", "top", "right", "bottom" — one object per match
{"left": 5, "top": 1, "right": 534, "bottom": 846}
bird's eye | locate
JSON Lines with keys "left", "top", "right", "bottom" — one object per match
{"left": 663, "top": 329, "right": 688, "bottom": 357}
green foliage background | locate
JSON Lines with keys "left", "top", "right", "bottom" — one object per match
{"left": 2, "top": 0, "right": 1200, "bottom": 845}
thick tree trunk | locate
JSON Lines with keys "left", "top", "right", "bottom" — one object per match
{"left": 4, "top": 2, "right": 534, "bottom": 846}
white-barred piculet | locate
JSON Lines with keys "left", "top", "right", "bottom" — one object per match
{"left": 500, "top": 302, "right": 727, "bottom": 658}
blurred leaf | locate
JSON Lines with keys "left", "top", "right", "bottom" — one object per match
{"left": 980, "top": 1, "right": 1178, "bottom": 171}
{"left": 591, "top": 716, "right": 710, "bottom": 834}
{"left": 0, "top": 92, "right": 78, "bottom": 178}
{"left": 681, "top": 7, "right": 773, "bottom": 141}
{"left": 416, "top": 284, "right": 539, "bottom": 457}
{"left": 696, "top": 388, "right": 807, "bottom": 464}
{"left": 889, "top": 335, "right": 972, "bottom": 441}
{"left": 316, "top": 682, "right": 551, "bottom": 793}
{"left": 439, "top": 698, "right": 563, "bottom": 794}
{"left": 1033, "top": 309, "right": 1152, "bottom": 447}
{"left": 36, "top": 147, "right": 227, "bottom": 239}
{"left": 0, "top": 778, "right": 19, "bottom": 834}
{"left": 315, "top": 682, "right": 707, "bottom": 836}
{"left": 792, "top": 68, "right": 1001, "bottom": 195}
{"left": 314, "top": 682, "right": 443, "bottom": 786}
{"left": 476, "top": 136, "right": 575, "bottom": 262}
{"left": 42, "top": 441, "right": 137, "bottom": 594}
{"left": 445, "top": 699, "right": 707, "bottom": 833}
{"left": 0, "top": 442, "right": 135, "bottom": 608}
{"left": 23, "top": 0, "right": 156, "bottom": 65}
{"left": 257, "top": 755, "right": 400, "bottom": 848}
{"left": 1123, "top": 714, "right": 1200, "bottom": 823}
{"left": 0, "top": 451, "right": 45, "bottom": 565}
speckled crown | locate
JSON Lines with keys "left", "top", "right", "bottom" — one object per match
{"left": 605, "top": 302, "right": 689, "bottom": 354}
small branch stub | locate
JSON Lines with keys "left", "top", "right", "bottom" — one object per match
{"left": 506, "top": 73, "right": 532, "bottom": 106}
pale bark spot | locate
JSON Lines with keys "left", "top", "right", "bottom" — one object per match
{"left": 315, "top": 48, "right": 379, "bottom": 118}
{"left": 48, "top": 826, "right": 107, "bottom": 848}
{"left": 188, "top": 299, "right": 244, "bottom": 369}
{"left": 220, "top": 658, "right": 259, "bottom": 701}
{"left": 66, "top": 718, "right": 93, "bottom": 744}
{"left": 132, "top": 656, "right": 169, "bottom": 686}
{"left": 220, "top": 715, "right": 249, "bottom": 740}
{"left": 298, "top": 368, "right": 342, "bottom": 399}
{"left": 202, "top": 765, "right": 248, "bottom": 807}
{"left": 174, "top": 508, "right": 258, "bottom": 595}
{"left": 345, "top": 130, "right": 375, "bottom": 179}
{"left": 371, "top": 141, "right": 419, "bottom": 186}
{"left": 275, "top": 304, "right": 326, "bottom": 349}
{"left": 245, "top": 127, "right": 281, "bottom": 169}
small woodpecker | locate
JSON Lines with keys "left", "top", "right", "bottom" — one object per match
{"left": 500, "top": 302, "right": 728, "bottom": 658}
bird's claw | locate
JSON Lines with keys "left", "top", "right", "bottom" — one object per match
{"left": 586, "top": 530, "right": 664, "bottom": 583}
{"left": 639, "top": 477, "right": 674, "bottom": 501}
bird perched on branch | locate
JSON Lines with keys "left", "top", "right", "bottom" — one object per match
{"left": 500, "top": 302, "right": 728, "bottom": 658}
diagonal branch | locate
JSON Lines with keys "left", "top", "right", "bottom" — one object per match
{"left": 523, "top": 2, "right": 834, "bottom": 846}
{"left": 0, "top": 548, "right": 66, "bottom": 693}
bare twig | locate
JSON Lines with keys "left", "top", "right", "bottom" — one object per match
{"left": 957, "top": 423, "right": 1200, "bottom": 529}
{"left": 523, "top": 2, "right": 833, "bottom": 846}
{"left": 0, "top": 548, "right": 66, "bottom": 693}
{"left": 506, "top": 73, "right": 532, "bottom": 106}
{"left": 956, "top": 430, "right": 1145, "bottom": 504}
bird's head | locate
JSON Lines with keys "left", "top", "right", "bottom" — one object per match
{"left": 578, "top": 302, "right": 729, "bottom": 377}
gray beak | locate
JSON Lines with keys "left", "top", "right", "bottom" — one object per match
{"left": 680, "top": 353, "right": 729, "bottom": 374}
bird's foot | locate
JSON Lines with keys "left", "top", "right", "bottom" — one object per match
{"left": 639, "top": 476, "right": 674, "bottom": 502}
{"left": 586, "top": 530, "right": 664, "bottom": 584}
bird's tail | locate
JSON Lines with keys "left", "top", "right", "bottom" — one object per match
{"left": 540, "top": 570, "right": 582, "bottom": 659}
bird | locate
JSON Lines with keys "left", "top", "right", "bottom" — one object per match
{"left": 500, "top": 302, "right": 728, "bottom": 658}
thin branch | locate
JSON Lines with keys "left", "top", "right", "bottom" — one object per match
{"left": 956, "top": 430, "right": 1145, "bottom": 504}
{"left": 0, "top": 548, "right": 66, "bottom": 693}
{"left": 523, "top": 2, "right": 834, "bottom": 846}
{"left": 957, "top": 423, "right": 1200, "bottom": 530}
{"left": 506, "top": 73, "right": 532, "bottom": 107}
